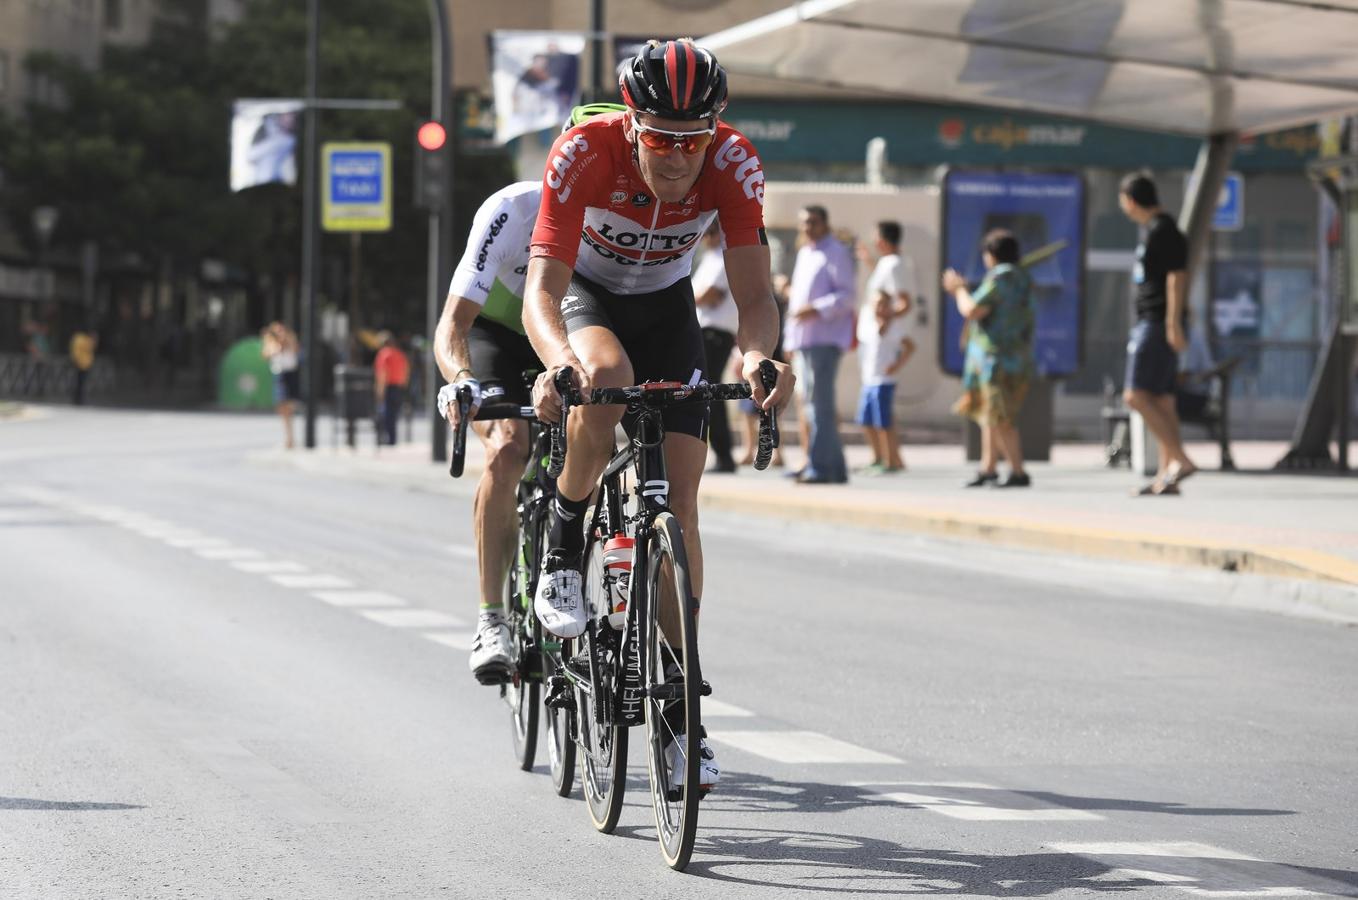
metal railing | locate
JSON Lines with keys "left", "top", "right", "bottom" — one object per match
{"left": 0, "top": 354, "right": 116, "bottom": 401}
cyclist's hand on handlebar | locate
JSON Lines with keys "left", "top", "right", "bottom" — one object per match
{"left": 742, "top": 353, "right": 794, "bottom": 411}
{"left": 436, "top": 378, "right": 481, "bottom": 428}
{"left": 532, "top": 361, "right": 589, "bottom": 422}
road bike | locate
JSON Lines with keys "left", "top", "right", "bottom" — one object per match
{"left": 449, "top": 388, "right": 575, "bottom": 793}
{"left": 543, "top": 362, "right": 779, "bottom": 870}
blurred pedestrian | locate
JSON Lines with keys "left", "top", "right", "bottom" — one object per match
{"left": 855, "top": 221, "right": 917, "bottom": 474}
{"left": 373, "top": 331, "right": 410, "bottom": 446}
{"left": 692, "top": 225, "right": 739, "bottom": 473}
{"left": 943, "top": 228, "right": 1035, "bottom": 488}
{"left": 69, "top": 327, "right": 98, "bottom": 405}
{"left": 1118, "top": 172, "right": 1197, "bottom": 495}
{"left": 261, "top": 321, "right": 300, "bottom": 449}
{"left": 785, "top": 204, "right": 854, "bottom": 484}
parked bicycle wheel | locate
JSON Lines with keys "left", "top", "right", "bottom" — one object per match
{"left": 642, "top": 511, "right": 702, "bottom": 871}
{"left": 501, "top": 523, "right": 539, "bottom": 772}
{"left": 578, "top": 525, "right": 628, "bottom": 833}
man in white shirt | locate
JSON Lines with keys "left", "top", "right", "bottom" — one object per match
{"left": 855, "top": 221, "right": 917, "bottom": 473}
{"left": 692, "top": 225, "right": 740, "bottom": 473}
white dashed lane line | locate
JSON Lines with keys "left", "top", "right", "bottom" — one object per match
{"left": 231, "top": 559, "right": 309, "bottom": 574}
{"left": 268, "top": 573, "right": 354, "bottom": 590}
{"left": 359, "top": 609, "right": 465, "bottom": 629}
{"left": 311, "top": 590, "right": 408, "bottom": 608}
{"left": 196, "top": 547, "right": 265, "bottom": 561}
{"left": 710, "top": 730, "right": 904, "bottom": 765}
{"left": 424, "top": 631, "right": 474, "bottom": 650}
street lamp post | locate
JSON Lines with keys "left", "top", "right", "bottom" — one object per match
{"left": 427, "top": 0, "right": 452, "bottom": 462}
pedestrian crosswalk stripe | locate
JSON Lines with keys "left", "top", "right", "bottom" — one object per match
{"left": 424, "top": 631, "right": 474, "bottom": 651}
{"left": 1049, "top": 842, "right": 1261, "bottom": 861}
{"left": 196, "top": 547, "right": 265, "bottom": 560}
{"left": 877, "top": 791, "right": 1102, "bottom": 821}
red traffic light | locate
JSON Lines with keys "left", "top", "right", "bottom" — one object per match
{"left": 417, "top": 121, "right": 447, "bottom": 151}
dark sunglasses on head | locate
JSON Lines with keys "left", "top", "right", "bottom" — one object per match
{"left": 632, "top": 117, "right": 717, "bottom": 156}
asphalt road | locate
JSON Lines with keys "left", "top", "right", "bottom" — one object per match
{"left": 3, "top": 407, "right": 1356, "bottom": 899}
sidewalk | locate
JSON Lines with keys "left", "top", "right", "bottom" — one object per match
{"left": 253, "top": 436, "right": 1358, "bottom": 589}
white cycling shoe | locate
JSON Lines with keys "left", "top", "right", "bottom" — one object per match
{"left": 534, "top": 551, "right": 586, "bottom": 639}
{"left": 668, "top": 730, "right": 720, "bottom": 793}
{"left": 468, "top": 614, "right": 514, "bottom": 684}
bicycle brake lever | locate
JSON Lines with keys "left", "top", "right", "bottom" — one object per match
{"left": 754, "top": 360, "right": 780, "bottom": 471}
{"left": 449, "top": 385, "right": 473, "bottom": 478}
{"left": 547, "top": 367, "right": 574, "bottom": 478}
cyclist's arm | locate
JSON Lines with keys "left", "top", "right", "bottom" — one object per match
{"left": 433, "top": 296, "right": 480, "bottom": 384}
{"left": 523, "top": 256, "right": 583, "bottom": 374}
{"left": 725, "top": 244, "right": 793, "bottom": 409}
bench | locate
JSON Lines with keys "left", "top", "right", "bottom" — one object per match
{"left": 1101, "top": 356, "right": 1242, "bottom": 471}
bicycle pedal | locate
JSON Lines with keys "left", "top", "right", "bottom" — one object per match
{"left": 474, "top": 665, "right": 512, "bottom": 686}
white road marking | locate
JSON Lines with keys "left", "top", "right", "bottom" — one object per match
{"left": 703, "top": 698, "right": 755, "bottom": 718}
{"left": 1181, "top": 889, "right": 1325, "bottom": 898}
{"left": 195, "top": 547, "right": 264, "bottom": 561}
{"left": 164, "top": 537, "right": 230, "bottom": 549}
{"left": 360, "top": 609, "right": 466, "bottom": 629}
{"left": 711, "top": 730, "right": 903, "bottom": 765}
{"left": 231, "top": 560, "right": 308, "bottom": 574}
{"left": 848, "top": 780, "right": 998, "bottom": 789}
{"left": 311, "top": 590, "right": 408, "bottom": 608}
{"left": 445, "top": 544, "right": 477, "bottom": 560}
{"left": 1049, "top": 842, "right": 1261, "bottom": 861}
{"left": 424, "top": 631, "right": 474, "bottom": 650}
{"left": 268, "top": 573, "right": 353, "bottom": 590}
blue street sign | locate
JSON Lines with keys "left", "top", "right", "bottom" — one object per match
{"left": 322, "top": 142, "right": 392, "bottom": 232}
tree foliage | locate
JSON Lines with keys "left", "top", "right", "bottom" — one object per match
{"left": 0, "top": 0, "right": 514, "bottom": 331}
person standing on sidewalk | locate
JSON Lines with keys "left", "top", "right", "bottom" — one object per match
{"left": 785, "top": 204, "right": 855, "bottom": 484}
{"left": 1118, "top": 172, "right": 1197, "bottom": 495}
{"left": 261, "top": 321, "right": 300, "bottom": 450}
{"left": 692, "top": 225, "right": 739, "bottom": 474}
{"left": 372, "top": 331, "right": 410, "bottom": 446}
{"left": 855, "top": 221, "right": 917, "bottom": 474}
{"left": 69, "top": 327, "right": 97, "bottom": 406}
{"left": 943, "top": 229, "right": 1035, "bottom": 488}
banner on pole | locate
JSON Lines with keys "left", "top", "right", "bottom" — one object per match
{"left": 230, "top": 99, "right": 304, "bottom": 192}
{"left": 490, "top": 31, "right": 584, "bottom": 144}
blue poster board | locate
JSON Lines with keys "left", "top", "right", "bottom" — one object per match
{"left": 939, "top": 171, "right": 1085, "bottom": 378}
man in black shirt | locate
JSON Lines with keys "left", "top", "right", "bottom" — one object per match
{"left": 1119, "top": 173, "right": 1198, "bottom": 495}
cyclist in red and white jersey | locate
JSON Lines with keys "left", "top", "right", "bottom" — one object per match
{"left": 523, "top": 39, "right": 794, "bottom": 791}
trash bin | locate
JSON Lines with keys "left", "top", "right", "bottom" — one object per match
{"left": 333, "top": 364, "right": 374, "bottom": 447}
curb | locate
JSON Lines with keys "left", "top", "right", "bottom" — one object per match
{"left": 252, "top": 449, "right": 1358, "bottom": 593}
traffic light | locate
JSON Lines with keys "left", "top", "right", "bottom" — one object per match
{"left": 414, "top": 120, "right": 449, "bottom": 211}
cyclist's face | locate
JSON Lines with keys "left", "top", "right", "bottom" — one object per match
{"left": 628, "top": 113, "right": 711, "bottom": 203}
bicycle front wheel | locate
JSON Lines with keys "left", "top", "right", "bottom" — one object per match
{"left": 578, "top": 528, "right": 628, "bottom": 833}
{"left": 642, "top": 511, "right": 702, "bottom": 871}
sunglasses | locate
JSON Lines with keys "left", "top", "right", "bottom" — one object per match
{"left": 632, "top": 117, "right": 717, "bottom": 156}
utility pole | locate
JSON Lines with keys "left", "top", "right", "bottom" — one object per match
{"left": 300, "top": 0, "right": 321, "bottom": 448}
{"left": 427, "top": 0, "right": 453, "bottom": 462}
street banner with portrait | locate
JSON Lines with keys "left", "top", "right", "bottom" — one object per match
{"left": 230, "top": 99, "right": 304, "bottom": 192}
{"left": 939, "top": 170, "right": 1086, "bottom": 377}
{"left": 491, "top": 31, "right": 585, "bottom": 144}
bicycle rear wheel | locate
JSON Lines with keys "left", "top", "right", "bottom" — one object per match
{"left": 544, "top": 637, "right": 576, "bottom": 797}
{"left": 642, "top": 512, "right": 702, "bottom": 871}
{"left": 501, "top": 541, "right": 539, "bottom": 771}
{"left": 578, "top": 529, "right": 628, "bottom": 833}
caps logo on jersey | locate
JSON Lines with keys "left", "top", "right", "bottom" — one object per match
{"left": 632, "top": 192, "right": 652, "bottom": 207}
{"left": 712, "top": 134, "right": 765, "bottom": 204}
{"left": 610, "top": 190, "right": 627, "bottom": 205}
{"left": 546, "top": 133, "right": 591, "bottom": 204}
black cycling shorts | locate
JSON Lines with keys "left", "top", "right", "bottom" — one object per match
{"left": 561, "top": 273, "right": 709, "bottom": 441}
{"left": 467, "top": 317, "right": 542, "bottom": 407}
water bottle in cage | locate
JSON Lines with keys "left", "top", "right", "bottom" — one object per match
{"left": 601, "top": 535, "right": 633, "bottom": 629}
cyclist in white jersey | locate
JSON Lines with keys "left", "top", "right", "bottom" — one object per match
{"left": 434, "top": 180, "right": 545, "bottom": 684}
